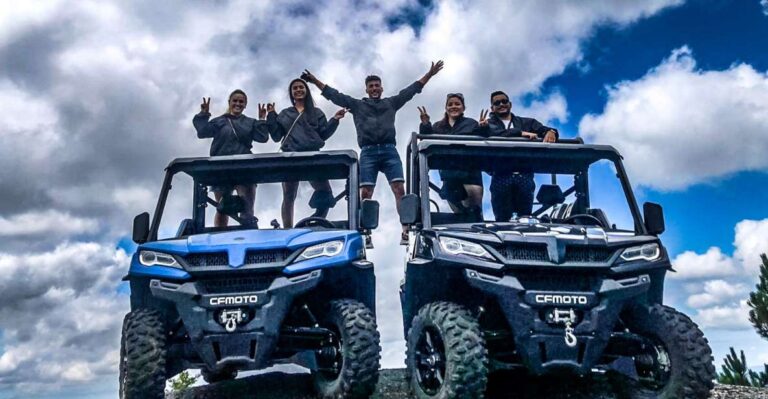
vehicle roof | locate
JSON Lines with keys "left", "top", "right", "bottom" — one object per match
{"left": 416, "top": 137, "right": 622, "bottom": 175}
{"left": 165, "top": 150, "right": 358, "bottom": 185}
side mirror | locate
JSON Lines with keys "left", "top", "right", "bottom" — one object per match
{"left": 399, "top": 194, "right": 420, "bottom": 225}
{"left": 360, "top": 199, "right": 379, "bottom": 230}
{"left": 643, "top": 202, "right": 665, "bottom": 235}
{"left": 133, "top": 212, "right": 150, "bottom": 243}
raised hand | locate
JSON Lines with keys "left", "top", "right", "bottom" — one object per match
{"left": 266, "top": 103, "right": 275, "bottom": 113}
{"left": 200, "top": 97, "right": 211, "bottom": 114}
{"left": 428, "top": 60, "right": 444, "bottom": 77}
{"left": 301, "top": 69, "right": 317, "bottom": 84}
{"left": 478, "top": 109, "right": 489, "bottom": 127}
{"left": 333, "top": 108, "right": 348, "bottom": 120}
{"left": 258, "top": 103, "right": 267, "bottom": 120}
{"left": 417, "top": 106, "right": 430, "bottom": 124}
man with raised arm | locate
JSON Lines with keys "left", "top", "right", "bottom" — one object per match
{"left": 302, "top": 61, "right": 444, "bottom": 245}
{"left": 477, "top": 90, "right": 559, "bottom": 222}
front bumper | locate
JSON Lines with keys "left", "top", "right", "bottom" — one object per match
{"left": 465, "top": 268, "right": 650, "bottom": 375}
{"left": 150, "top": 270, "right": 322, "bottom": 370}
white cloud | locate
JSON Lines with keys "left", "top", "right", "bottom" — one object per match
{"left": 669, "top": 219, "right": 768, "bottom": 330}
{"left": 671, "top": 246, "right": 740, "bottom": 279}
{"left": 0, "top": 210, "right": 98, "bottom": 237}
{"left": 695, "top": 300, "right": 752, "bottom": 330}
{"left": 762, "top": 0, "right": 768, "bottom": 16}
{"left": 687, "top": 280, "right": 748, "bottom": 308}
{"left": 579, "top": 46, "right": 768, "bottom": 190}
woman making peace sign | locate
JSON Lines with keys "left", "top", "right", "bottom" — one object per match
{"left": 193, "top": 89, "right": 269, "bottom": 227}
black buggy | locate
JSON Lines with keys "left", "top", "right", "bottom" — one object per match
{"left": 398, "top": 134, "right": 715, "bottom": 398}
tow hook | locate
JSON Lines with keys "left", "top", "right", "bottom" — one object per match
{"left": 219, "top": 309, "right": 248, "bottom": 333}
{"left": 548, "top": 308, "right": 578, "bottom": 348}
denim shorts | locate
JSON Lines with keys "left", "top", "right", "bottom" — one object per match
{"left": 359, "top": 144, "right": 404, "bottom": 187}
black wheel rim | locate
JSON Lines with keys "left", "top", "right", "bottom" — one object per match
{"left": 316, "top": 328, "right": 343, "bottom": 380}
{"left": 635, "top": 339, "right": 672, "bottom": 391}
{"left": 415, "top": 326, "right": 446, "bottom": 395}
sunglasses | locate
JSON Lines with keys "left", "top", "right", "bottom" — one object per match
{"left": 447, "top": 92, "right": 464, "bottom": 101}
{"left": 492, "top": 98, "right": 510, "bottom": 107}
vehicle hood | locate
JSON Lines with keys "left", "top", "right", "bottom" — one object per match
{"left": 139, "top": 229, "right": 358, "bottom": 267}
{"left": 432, "top": 221, "right": 653, "bottom": 247}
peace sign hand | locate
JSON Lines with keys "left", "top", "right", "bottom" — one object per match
{"left": 417, "top": 106, "right": 430, "bottom": 124}
{"left": 478, "top": 109, "right": 489, "bottom": 127}
{"left": 258, "top": 103, "right": 267, "bottom": 120}
{"left": 266, "top": 103, "right": 275, "bottom": 113}
{"left": 200, "top": 97, "right": 211, "bottom": 114}
{"left": 301, "top": 69, "right": 317, "bottom": 84}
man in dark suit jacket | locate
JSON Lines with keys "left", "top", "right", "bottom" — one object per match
{"left": 476, "top": 90, "right": 558, "bottom": 222}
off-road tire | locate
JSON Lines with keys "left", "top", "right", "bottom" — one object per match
{"left": 406, "top": 301, "right": 488, "bottom": 399}
{"left": 312, "top": 299, "right": 381, "bottom": 399}
{"left": 119, "top": 309, "right": 168, "bottom": 399}
{"left": 614, "top": 304, "right": 715, "bottom": 399}
{"left": 201, "top": 368, "right": 238, "bottom": 384}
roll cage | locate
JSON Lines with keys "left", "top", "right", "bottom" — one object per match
{"left": 404, "top": 133, "right": 646, "bottom": 233}
{"left": 147, "top": 151, "right": 360, "bottom": 241}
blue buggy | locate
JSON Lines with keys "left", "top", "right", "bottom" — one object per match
{"left": 121, "top": 151, "right": 381, "bottom": 399}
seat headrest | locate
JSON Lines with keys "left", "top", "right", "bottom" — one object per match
{"left": 536, "top": 184, "right": 565, "bottom": 206}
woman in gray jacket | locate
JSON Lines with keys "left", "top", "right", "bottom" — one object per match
{"left": 193, "top": 89, "right": 269, "bottom": 227}
{"left": 267, "top": 79, "right": 346, "bottom": 228}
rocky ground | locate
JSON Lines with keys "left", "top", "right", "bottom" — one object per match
{"left": 169, "top": 368, "right": 768, "bottom": 399}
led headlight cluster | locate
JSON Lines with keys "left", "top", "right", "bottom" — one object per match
{"left": 139, "top": 250, "right": 181, "bottom": 268}
{"left": 295, "top": 240, "right": 344, "bottom": 262}
{"left": 620, "top": 243, "right": 661, "bottom": 262}
{"left": 438, "top": 237, "right": 495, "bottom": 261}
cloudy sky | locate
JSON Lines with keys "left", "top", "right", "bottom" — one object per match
{"left": 2, "top": 0, "right": 768, "bottom": 397}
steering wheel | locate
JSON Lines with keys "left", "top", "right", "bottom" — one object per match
{"left": 563, "top": 214, "right": 605, "bottom": 228}
{"left": 294, "top": 216, "right": 335, "bottom": 229}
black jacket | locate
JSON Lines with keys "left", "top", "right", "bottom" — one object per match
{"left": 476, "top": 113, "right": 558, "bottom": 139}
{"left": 267, "top": 107, "right": 339, "bottom": 152}
{"left": 193, "top": 113, "right": 269, "bottom": 156}
{"left": 419, "top": 115, "right": 479, "bottom": 136}
{"left": 321, "top": 81, "right": 423, "bottom": 147}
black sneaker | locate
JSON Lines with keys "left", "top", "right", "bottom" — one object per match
{"left": 364, "top": 235, "right": 374, "bottom": 249}
{"left": 400, "top": 231, "right": 409, "bottom": 246}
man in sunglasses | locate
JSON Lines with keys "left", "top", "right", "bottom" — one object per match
{"left": 302, "top": 61, "right": 444, "bottom": 245}
{"left": 478, "top": 90, "right": 558, "bottom": 222}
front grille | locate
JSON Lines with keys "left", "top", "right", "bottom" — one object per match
{"left": 564, "top": 246, "right": 615, "bottom": 263}
{"left": 515, "top": 272, "right": 599, "bottom": 292}
{"left": 199, "top": 274, "right": 282, "bottom": 294}
{"left": 498, "top": 243, "right": 549, "bottom": 262}
{"left": 244, "top": 249, "right": 292, "bottom": 265}
{"left": 184, "top": 252, "right": 229, "bottom": 267}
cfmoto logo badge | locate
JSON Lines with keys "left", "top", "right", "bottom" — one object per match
{"left": 209, "top": 295, "right": 259, "bottom": 306}
{"left": 534, "top": 294, "right": 589, "bottom": 305}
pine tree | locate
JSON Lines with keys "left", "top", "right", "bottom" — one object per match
{"left": 718, "top": 347, "right": 752, "bottom": 386}
{"left": 748, "top": 254, "right": 768, "bottom": 339}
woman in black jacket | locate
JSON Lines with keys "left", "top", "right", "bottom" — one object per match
{"left": 193, "top": 89, "right": 269, "bottom": 227}
{"left": 418, "top": 93, "right": 483, "bottom": 220}
{"left": 267, "top": 78, "right": 346, "bottom": 228}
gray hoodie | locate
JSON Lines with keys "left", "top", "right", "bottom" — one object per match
{"left": 193, "top": 113, "right": 269, "bottom": 156}
{"left": 321, "top": 81, "right": 423, "bottom": 147}
{"left": 267, "top": 107, "right": 339, "bottom": 152}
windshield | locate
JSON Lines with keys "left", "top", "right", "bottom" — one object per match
{"left": 423, "top": 151, "right": 638, "bottom": 232}
{"left": 156, "top": 170, "right": 351, "bottom": 240}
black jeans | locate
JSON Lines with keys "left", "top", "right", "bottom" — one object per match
{"left": 490, "top": 172, "right": 535, "bottom": 221}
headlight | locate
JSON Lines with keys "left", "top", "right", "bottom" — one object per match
{"left": 295, "top": 240, "right": 344, "bottom": 262}
{"left": 438, "top": 237, "right": 496, "bottom": 261}
{"left": 139, "top": 250, "right": 180, "bottom": 268}
{"left": 620, "top": 243, "right": 661, "bottom": 262}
